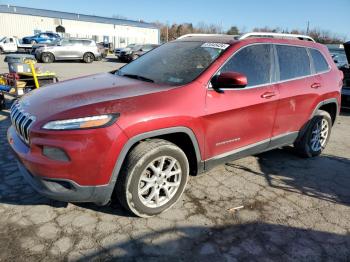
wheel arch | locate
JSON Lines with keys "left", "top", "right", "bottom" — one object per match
{"left": 311, "top": 98, "right": 338, "bottom": 125}
{"left": 106, "top": 127, "right": 203, "bottom": 200}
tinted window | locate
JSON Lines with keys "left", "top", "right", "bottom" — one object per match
{"left": 276, "top": 45, "right": 311, "bottom": 81}
{"left": 310, "top": 49, "right": 329, "bottom": 73}
{"left": 220, "top": 44, "right": 272, "bottom": 87}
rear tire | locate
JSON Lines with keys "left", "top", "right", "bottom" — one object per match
{"left": 294, "top": 110, "right": 332, "bottom": 158}
{"left": 41, "top": 52, "right": 54, "bottom": 63}
{"left": 116, "top": 139, "right": 189, "bottom": 217}
{"left": 83, "top": 52, "right": 95, "bottom": 63}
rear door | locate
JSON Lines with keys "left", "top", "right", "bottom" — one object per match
{"left": 271, "top": 44, "right": 317, "bottom": 138}
{"left": 204, "top": 44, "right": 279, "bottom": 160}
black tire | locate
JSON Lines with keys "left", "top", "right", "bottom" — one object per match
{"left": 83, "top": 52, "right": 95, "bottom": 63}
{"left": 294, "top": 110, "right": 332, "bottom": 158}
{"left": 116, "top": 139, "right": 189, "bottom": 217}
{"left": 41, "top": 52, "right": 54, "bottom": 63}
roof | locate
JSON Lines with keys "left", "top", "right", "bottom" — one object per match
{"left": 176, "top": 32, "right": 316, "bottom": 44}
{"left": 0, "top": 5, "right": 159, "bottom": 29}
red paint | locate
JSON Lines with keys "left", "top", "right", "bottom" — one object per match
{"left": 8, "top": 37, "right": 342, "bottom": 186}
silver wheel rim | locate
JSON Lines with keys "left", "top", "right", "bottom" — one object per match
{"left": 86, "top": 54, "right": 92, "bottom": 62}
{"left": 138, "top": 156, "right": 182, "bottom": 208}
{"left": 310, "top": 118, "right": 329, "bottom": 151}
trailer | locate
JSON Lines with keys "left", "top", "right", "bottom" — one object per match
{"left": 0, "top": 36, "right": 33, "bottom": 54}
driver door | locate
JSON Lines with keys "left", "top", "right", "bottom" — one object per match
{"left": 204, "top": 44, "right": 279, "bottom": 162}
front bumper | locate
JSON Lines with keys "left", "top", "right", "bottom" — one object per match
{"left": 17, "top": 161, "right": 113, "bottom": 205}
{"left": 7, "top": 123, "right": 128, "bottom": 205}
{"left": 341, "top": 87, "right": 350, "bottom": 109}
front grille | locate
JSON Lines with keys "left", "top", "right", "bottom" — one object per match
{"left": 10, "top": 102, "right": 36, "bottom": 144}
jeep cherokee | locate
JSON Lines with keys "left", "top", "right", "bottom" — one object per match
{"left": 7, "top": 33, "right": 343, "bottom": 217}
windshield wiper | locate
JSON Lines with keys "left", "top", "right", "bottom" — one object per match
{"left": 121, "top": 73, "right": 155, "bottom": 83}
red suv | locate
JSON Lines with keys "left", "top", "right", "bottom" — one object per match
{"left": 7, "top": 33, "right": 343, "bottom": 217}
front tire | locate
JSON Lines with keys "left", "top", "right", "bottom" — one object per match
{"left": 116, "top": 139, "right": 189, "bottom": 217}
{"left": 41, "top": 52, "right": 54, "bottom": 63}
{"left": 294, "top": 110, "right": 332, "bottom": 157}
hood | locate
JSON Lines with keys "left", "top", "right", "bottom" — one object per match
{"left": 19, "top": 73, "right": 174, "bottom": 121}
{"left": 344, "top": 41, "right": 350, "bottom": 65}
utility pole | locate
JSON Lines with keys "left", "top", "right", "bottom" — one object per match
{"left": 306, "top": 21, "right": 310, "bottom": 34}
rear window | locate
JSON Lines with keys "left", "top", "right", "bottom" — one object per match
{"left": 276, "top": 45, "right": 311, "bottom": 81}
{"left": 310, "top": 49, "right": 329, "bottom": 73}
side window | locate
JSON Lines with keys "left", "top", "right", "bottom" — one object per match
{"left": 276, "top": 45, "right": 311, "bottom": 81}
{"left": 220, "top": 44, "right": 272, "bottom": 87}
{"left": 310, "top": 49, "right": 329, "bottom": 73}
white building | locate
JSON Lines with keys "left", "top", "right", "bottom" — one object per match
{"left": 0, "top": 5, "right": 160, "bottom": 47}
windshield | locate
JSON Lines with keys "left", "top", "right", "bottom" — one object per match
{"left": 116, "top": 41, "right": 228, "bottom": 85}
{"left": 126, "top": 44, "right": 136, "bottom": 48}
{"left": 0, "top": 37, "right": 5, "bottom": 42}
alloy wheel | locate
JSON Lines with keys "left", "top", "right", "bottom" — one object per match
{"left": 310, "top": 118, "right": 329, "bottom": 152}
{"left": 138, "top": 156, "right": 182, "bottom": 208}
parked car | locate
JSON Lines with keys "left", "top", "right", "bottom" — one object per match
{"left": 114, "top": 44, "right": 136, "bottom": 58}
{"left": 340, "top": 41, "right": 350, "bottom": 109}
{"left": 8, "top": 33, "right": 343, "bottom": 217}
{"left": 0, "top": 36, "right": 33, "bottom": 53}
{"left": 34, "top": 38, "right": 101, "bottom": 63}
{"left": 119, "top": 44, "right": 159, "bottom": 62}
{"left": 22, "top": 32, "right": 61, "bottom": 45}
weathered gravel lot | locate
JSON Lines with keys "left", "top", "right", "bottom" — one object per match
{"left": 0, "top": 55, "right": 350, "bottom": 261}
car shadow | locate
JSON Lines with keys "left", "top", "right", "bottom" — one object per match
{"left": 226, "top": 148, "right": 350, "bottom": 206}
{"left": 73, "top": 223, "right": 350, "bottom": 261}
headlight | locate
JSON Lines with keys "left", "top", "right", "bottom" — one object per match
{"left": 42, "top": 114, "right": 118, "bottom": 130}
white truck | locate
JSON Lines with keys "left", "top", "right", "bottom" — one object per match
{"left": 0, "top": 36, "right": 33, "bottom": 53}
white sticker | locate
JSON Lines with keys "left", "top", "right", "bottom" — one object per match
{"left": 201, "top": 43, "right": 230, "bottom": 50}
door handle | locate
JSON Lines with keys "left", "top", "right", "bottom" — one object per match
{"left": 311, "top": 83, "right": 321, "bottom": 89}
{"left": 261, "top": 92, "right": 276, "bottom": 99}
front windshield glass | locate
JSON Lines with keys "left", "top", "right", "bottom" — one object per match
{"left": 116, "top": 41, "right": 228, "bottom": 85}
{"left": 0, "top": 37, "right": 5, "bottom": 42}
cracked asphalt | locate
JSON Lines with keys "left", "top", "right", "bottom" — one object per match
{"left": 1, "top": 56, "right": 350, "bottom": 261}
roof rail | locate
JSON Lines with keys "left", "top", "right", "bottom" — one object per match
{"left": 177, "top": 33, "right": 238, "bottom": 40}
{"left": 239, "top": 32, "right": 315, "bottom": 42}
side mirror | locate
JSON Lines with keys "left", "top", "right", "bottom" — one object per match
{"left": 333, "top": 59, "right": 338, "bottom": 64}
{"left": 212, "top": 72, "right": 247, "bottom": 92}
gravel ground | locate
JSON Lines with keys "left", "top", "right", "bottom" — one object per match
{"left": 0, "top": 55, "right": 350, "bottom": 261}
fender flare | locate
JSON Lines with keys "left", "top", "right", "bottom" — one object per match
{"left": 103, "top": 127, "right": 203, "bottom": 202}
{"left": 310, "top": 98, "right": 339, "bottom": 120}
{"left": 296, "top": 98, "right": 339, "bottom": 142}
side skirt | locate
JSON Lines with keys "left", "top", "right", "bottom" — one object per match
{"left": 204, "top": 132, "right": 299, "bottom": 172}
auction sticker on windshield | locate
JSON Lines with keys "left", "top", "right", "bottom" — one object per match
{"left": 201, "top": 43, "right": 230, "bottom": 50}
